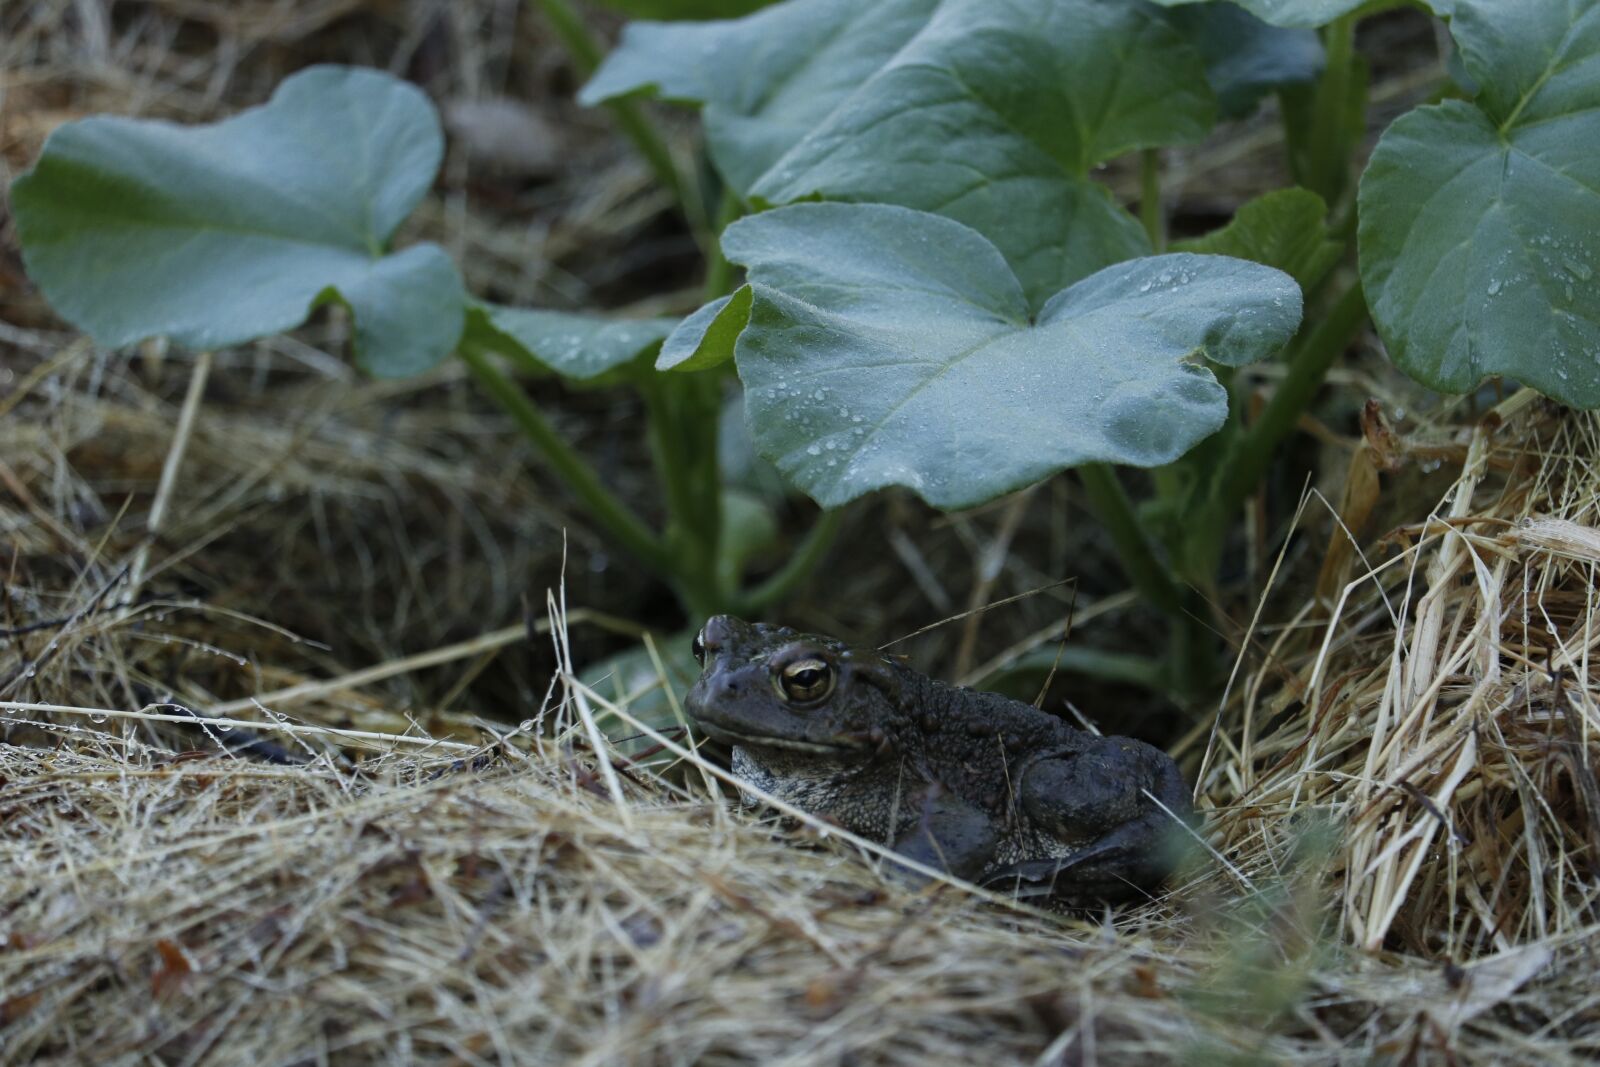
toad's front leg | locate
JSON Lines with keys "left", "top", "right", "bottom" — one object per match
{"left": 889, "top": 786, "right": 998, "bottom": 882}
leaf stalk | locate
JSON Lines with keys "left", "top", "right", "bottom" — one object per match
{"left": 458, "top": 342, "right": 672, "bottom": 577}
{"left": 532, "top": 0, "right": 706, "bottom": 242}
{"left": 737, "top": 508, "right": 843, "bottom": 615}
{"left": 1306, "top": 13, "right": 1359, "bottom": 206}
{"left": 1210, "top": 279, "right": 1368, "bottom": 524}
{"left": 1139, "top": 148, "right": 1165, "bottom": 251}
{"left": 1077, "top": 463, "right": 1185, "bottom": 618}
{"left": 641, "top": 372, "right": 727, "bottom": 615}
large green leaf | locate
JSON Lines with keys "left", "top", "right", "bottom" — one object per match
{"left": 1175, "top": 188, "right": 1342, "bottom": 291}
{"left": 11, "top": 65, "right": 465, "bottom": 377}
{"left": 1358, "top": 0, "right": 1600, "bottom": 406}
{"left": 584, "top": 0, "right": 1217, "bottom": 309}
{"left": 464, "top": 304, "right": 676, "bottom": 382}
{"left": 720, "top": 203, "right": 1302, "bottom": 510}
{"left": 1150, "top": 0, "right": 1370, "bottom": 28}
{"left": 1164, "top": 3, "right": 1323, "bottom": 118}
{"left": 581, "top": 0, "right": 936, "bottom": 192}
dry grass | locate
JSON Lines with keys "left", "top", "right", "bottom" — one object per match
{"left": 5, "top": 377, "right": 1600, "bottom": 1064}
{"left": 1200, "top": 391, "right": 1600, "bottom": 965}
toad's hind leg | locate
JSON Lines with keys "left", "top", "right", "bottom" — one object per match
{"left": 1002, "top": 738, "right": 1191, "bottom": 902}
{"left": 1019, "top": 738, "right": 1187, "bottom": 838}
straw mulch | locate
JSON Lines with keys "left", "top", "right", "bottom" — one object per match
{"left": 4, "top": 378, "right": 1599, "bottom": 1064}
{"left": 1201, "top": 390, "right": 1600, "bottom": 966}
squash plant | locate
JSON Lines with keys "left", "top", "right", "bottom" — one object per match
{"left": 12, "top": 0, "right": 1600, "bottom": 699}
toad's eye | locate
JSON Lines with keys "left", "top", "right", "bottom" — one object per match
{"left": 691, "top": 631, "right": 706, "bottom": 666}
{"left": 778, "top": 658, "right": 834, "bottom": 704}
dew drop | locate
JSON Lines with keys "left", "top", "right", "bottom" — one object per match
{"left": 519, "top": 719, "right": 535, "bottom": 731}
{"left": 89, "top": 712, "right": 108, "bottom": 724}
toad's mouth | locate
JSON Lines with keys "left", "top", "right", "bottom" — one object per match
{"left": 695, "top": 720, "right": 868, "bottom": 754}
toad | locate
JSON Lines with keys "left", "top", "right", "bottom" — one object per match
{"left": 685, "top": 616, "right": 1191, "bottom": 903}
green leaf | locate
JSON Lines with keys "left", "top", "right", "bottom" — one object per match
{"left": 656, "top": 287, "right": 753, "bottom": 371}
{"left": 747, "top": 1, "right": 1212, "bottom": 308}
{"left": 581, "top": 0, "right": 935, "bottom": 192}
{"left": 1149, "top": 0, "right": 1369, "bottom": 28}
{"left": 1164, "top": 3, "right": 1324, "bottom": 119}
{"left": 584, "top": 0, "right": 1216, "bottom": 309}
{"left": 723, "top": 203, "right": 1303, "bottom": 510}
{"left": 580, "top": 628, "right": 702, "bottom": 756}
{"left": 464, "top": 303, "right": 676, "bottom": 382}
{"left": 1358, "top": 0, "right": 1600, "bottom": 406}
{"left": 11, "top": 65, "right": 465, "bottom": 377}
{"left": 1175, "top": 188, "right": 1341, "bottom": 291}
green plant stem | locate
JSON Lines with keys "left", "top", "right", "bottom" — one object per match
{"left": 640, "top": 374, "right": 727, "bottom": 615}
{"left": 702, "top": 188, "right": 743, "bottom": 301}
{"left": 1211, "top": 280, "right": 1369, "bottom": 522}
{"left": 639, "top": 378, "right": 695, "bottom": 538}
{"left": 686, "top": 372, "right": 724, "bottom": 527}
{"left": 737, "top": 508, "right": 843, "bottom": 614}
{"left": 1306, "top": 13, "right": 1357, "bottom": 206}
{"left": 1077, "top": 463, "right": 1184, "bottom": 618}
{"left": 1140, "top": 148, "right": 1164, "bottom": 251}
{"left": 533, "top": 0, "right": 702, "bottom": 239}
{"left": 459, "top": 343, "right": 671, "bottom": 576}
{"left": 532, "top": 0, "right": 602, "bottom": 71}
{"left": 1168, "top": 588, "right": 1214, "bottom": 704}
